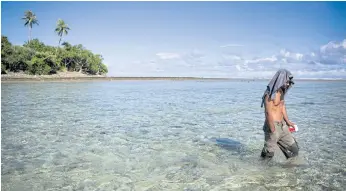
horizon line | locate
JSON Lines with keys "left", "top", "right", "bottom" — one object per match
{"left": 104, "top": 76, "right": 346, "bottom": 80}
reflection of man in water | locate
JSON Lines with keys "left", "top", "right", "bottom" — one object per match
{"left": 260, "top": 69, "right": 299, "bottom": 161}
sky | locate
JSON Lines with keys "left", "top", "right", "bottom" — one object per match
{"left": 1, "top": 1, "right": 346, "bottom": 79}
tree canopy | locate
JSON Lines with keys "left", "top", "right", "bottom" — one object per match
{"left": 1, "top": 10, "right": 108, "bottom": 76}
{"left": 1, "top": 36, "right": 108, "bottom": 75}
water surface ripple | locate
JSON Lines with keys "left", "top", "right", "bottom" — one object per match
{"left": 2, "top": 80, "right": 346, "bottom": 191}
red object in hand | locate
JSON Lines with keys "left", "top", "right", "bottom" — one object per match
{"left": 288, "top": 125, "right": 298, "bottom": 132}
{"left": 288, "top": 126, "right": 295, "bottom": 132}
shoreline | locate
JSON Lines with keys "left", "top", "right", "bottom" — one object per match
{"left": 1, "top": 72, "right": 345, "bottom": 82}
{"left": 1, "top": 76, "right": 231, "bottom": 82}
{"left": 2, "top": 76, "right": 346, "bottom": 83}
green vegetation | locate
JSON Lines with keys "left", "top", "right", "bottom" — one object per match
{"left": 55, "top": 19, "right": 71, "bottom": 46}
{"left": 1, "top": 10, "right": 108, "bottom": 75}
{"left": 22, "top": 10, "right": 39, "bottom": 43}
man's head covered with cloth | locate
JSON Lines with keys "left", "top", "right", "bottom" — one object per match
{"left": 261, "top": 69, "right": 295, "bottom": 108}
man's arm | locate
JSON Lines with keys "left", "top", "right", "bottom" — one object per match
{"left": 282, "top": 101, "right": 294, "bottom": 126}
{"left": 273, "top": 90, "right": 282, "bottom": 106}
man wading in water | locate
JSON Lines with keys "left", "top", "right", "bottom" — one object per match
{"left": 260, "top": 69, "right": 299, "bottom": 162}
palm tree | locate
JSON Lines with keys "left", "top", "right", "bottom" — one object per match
{"left": 22, "top": 10, "right": 39, "bottom": 42}
{"left": 61, "top": 41, "right": 72, "bottom": 50}
{"left": 55, "top": 19, "right": 71, "bottom": 46}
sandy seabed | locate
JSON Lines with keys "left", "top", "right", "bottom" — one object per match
{"left": 2, "top": 80, "right": 345, "bottom": 190}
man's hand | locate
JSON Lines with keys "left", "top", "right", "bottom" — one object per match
{"left": 270, "top": 125, "right": 276, "bottom": 133}
{"left": 287, "top": 121, "right": 295, "bottom": 127}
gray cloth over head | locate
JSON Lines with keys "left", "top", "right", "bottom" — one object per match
{"left": 261, "top": 69, "right": 294, "bottom": 108}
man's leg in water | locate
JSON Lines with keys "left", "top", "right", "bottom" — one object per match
{"left": 277, "top": 122, "right": 299, "bottom": 159}
{"left": 260, "top": 122, "right": 279, "bottom": 161}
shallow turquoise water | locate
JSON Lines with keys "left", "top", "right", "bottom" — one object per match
{"left": 1, "top": 80, "right": 346, "bottom": 190}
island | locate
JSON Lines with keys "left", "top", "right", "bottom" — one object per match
{"left": 1, "top": 10, "right": 108, "bottom": 81}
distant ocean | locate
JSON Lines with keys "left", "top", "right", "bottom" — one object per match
{"left": 2, "top": 80, "right": 345, "bottom": 190}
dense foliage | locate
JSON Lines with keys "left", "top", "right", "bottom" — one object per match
{"left": 1, "top": 10, "right": 108, "bottom": 75}
{"left": 1, "top": 36, "right": 108, "bottom": 75}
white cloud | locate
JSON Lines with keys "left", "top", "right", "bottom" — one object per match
{"left": 220, "top": 44, "right": 244, "bottom": 48}
{"left": 317, "top": 39, "right": 346, "bottom": 66}
{"left": 222, "top": 54, "right": 243, "bottom": 61}
{"left": 294, "top": 69, "right": 346, "bottom": 79}
{"left": 245, "top": 56, "right": 278, "bottom": 64}
{"left": 280, "top": 49, "right": 290, "bottom": 57}
{"left": 276, "top": 49, "right": 306, "bottom": 63}
{"left": 117, "top": 39, "right": 346, "bottom": 79}
{"left": 235, "top": 65, "right": 242, "bottom": 71}
{"left": 296, "top": 53, "right": 304, "bottom": 61}
{"left": 217, "top": 39, "right": 346, "bottom": 78}
{"left": 156, "top": 52, "right": 181, "bottom": 60}
{"left": 320, "top": 39, "right": 346, "bottom": 53}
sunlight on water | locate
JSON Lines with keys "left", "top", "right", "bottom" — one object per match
{"left": 2, "top": 80, "right": 346, "bottom": 190}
